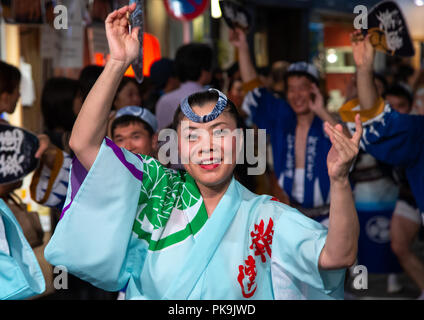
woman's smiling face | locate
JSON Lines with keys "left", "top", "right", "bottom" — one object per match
{"left": 177, "top": 101, "right": 241, "bottom": 189}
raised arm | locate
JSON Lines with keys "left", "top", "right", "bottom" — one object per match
{"left": 69, "top": 3, "right": 140, "bottom": 171}
{"left": 351, "top": 31, "right": 379, "bottom": 110}
{"left": 228, "top": 28, "right": 257, "bottom": 84}
{"left": 318, "top": 115, "right": 362, "bottom": 269}
{"left": 308, "top": 83, "right": 351, "bottom": 137}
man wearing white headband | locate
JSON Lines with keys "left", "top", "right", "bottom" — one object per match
{"left": 111, "top": 106, "right": 158, "bottom": 156}
{"left": 30, "top": 105, "right": 158, "bottom": 212}
{"left": 230, "top": 28, "right": 345, "bottom": 224}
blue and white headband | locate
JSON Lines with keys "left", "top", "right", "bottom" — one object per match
{"left": 115, "top": 106, "right": 158, "bottom": 132}
{"left": 287, "top": 62, "right": 320, "bottom": 83}
{"left": 180, "top": 88, "right": 228, "bottom": 123}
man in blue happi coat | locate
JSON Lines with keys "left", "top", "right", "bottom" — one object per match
{"left": 339, "top": 31, "right": 424, "bottom": 299}
{"left": 230, "top": 28, "right": 346, "bottom": 223}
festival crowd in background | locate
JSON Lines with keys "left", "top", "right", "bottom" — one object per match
{"left": 1, "top": 2, "right": 424, "bottom": 301}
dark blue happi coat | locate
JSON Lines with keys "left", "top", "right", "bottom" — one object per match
{"left": 242, "top": 87, "right": 331, "bottom": 208}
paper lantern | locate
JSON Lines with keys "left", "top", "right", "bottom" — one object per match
{"left": 144, "top": 32, "right": 161, "bottom": 77}
{"left": 95, "top": 32, "right": 160, "bottom": 77}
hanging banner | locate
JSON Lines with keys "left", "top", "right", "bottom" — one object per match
{"left": 40, "top": 24, "right": 58, "bottom": 59}
{"left": 0, "top": 124, "right": 39, "bottom": 185}
{"left": 219, "top": 0, "right": 252, "bottom": 32}
{"left": 363, "top": 1, "right": 415, "bottom": 57}
{"left": 55, "top": 26, "right": 83, "bottom": 68}
{"left": 87, "top": 23, "right": 109, "bottom": 65}
{"left": 55, "top": 0, "right": 84, "bottom": 68}
{"left": 164, "top": 0, "right": 209, "bottom": 21}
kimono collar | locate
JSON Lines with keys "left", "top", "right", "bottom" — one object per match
{"left": 163, "top": 177, "right": 242, "bottom": 299}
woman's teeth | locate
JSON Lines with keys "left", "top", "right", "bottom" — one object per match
{"left": 201, "top": 159, "right": 220, "bottom": 165}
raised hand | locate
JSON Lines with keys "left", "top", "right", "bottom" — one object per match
{"left": 105, "top": 3, "right": 140, "bottom": 68}
{"left": 308, "top": 83, "right": 325, "bottom": 115}
{"left": 351, "top": 30, "right": 374, "bottom": 72}
{"left": 228, "top": 27, "right": 257, "bottom": 83}
{"left": 308, "top": 83, "right": 347, "bottom": 131}
{"left": 352, "top": 31, "right": 379, "bottom": 111}
{"left": 324, "top": 114, "right": 362, "bottom": 183}
{"left": 35, "top": 134, "right": 51, "bottom": 159}
{"left": 35, "top": 134, "right": 59, "bottom": 170}
{"left": 229, "top": 27, "right": 248, "bottom": 50}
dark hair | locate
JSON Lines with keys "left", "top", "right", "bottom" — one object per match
{"left": 150, "top": 58, "right": 175, "bottom": 90}
{"left": 41, "top": 77, "right": 79, "bottom": 132}
{"left": 385, "top": 83, "right": 414, "bottom": 107}
{"left": 210, "top": 67, "right": 225, "bottom": 91}
{"left": 226, "top": 62, "right": 239, "bottom": 80}
{"left": 0, "top": 61, "right": 21, "bottom": 95}
{"left": 394, "top": 64, "right": 415, "bottom": 84}
{"left": 373, "top": 72, "right": 388, "bottom": 95}
{"left": 175, "top": 43, "right": 213, "bottom": 83}
{"left": 228, "top": 78, "right": 242, "bottom": 93}
{"left": 271, "top": 61, "right": 290, "bottom": 84}
{"left": 257, "top": 66, "right": 271, "bottom": 77}
{"left": 116, "top": 76, "right": 139, "bottom": 95}
{"left": 113, "top": 76, "right": 140, "bottom": 109}
{"left": 171, "top": 90, "right": 245, "bottom": 131}
{"left": 78, "top": 65, "right": 104, "bottom": 102}
{"left": 111, "top": 115, "right": 154, "bottom": 138}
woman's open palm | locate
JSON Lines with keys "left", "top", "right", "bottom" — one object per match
{"left": 105, "top": 3, "right": 140, "bottom": 67}
{"left": 324, "top": 114, "right": 363, "bottom": 182}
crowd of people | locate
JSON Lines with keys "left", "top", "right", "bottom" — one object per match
{"left": 0, "top": 3, "right": 423, "bottom": 300}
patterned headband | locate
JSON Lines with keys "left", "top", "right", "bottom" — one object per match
{"left": 180, "top": 88, "right": 228, "bottom": 123}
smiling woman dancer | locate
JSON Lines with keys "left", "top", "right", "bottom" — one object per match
{"left": 44, "top": 4, "right": 362, "bottom": 300}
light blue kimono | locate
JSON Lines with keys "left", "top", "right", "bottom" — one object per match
{"left": 0, "top": 200, "right": 45, "bottom": 299}
{"left": 44, "top": 138, "right": 345, "bottom": 300}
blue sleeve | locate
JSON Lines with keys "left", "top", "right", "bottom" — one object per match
{"left": 242, "top": 88, "right": 291, "bottom": 131}
{"left": 363, "top": 106, "right": 424, "bottom": 167}
{"left": 270, "top": 202, "right": 345, "bottom": 299}
{"left": 343, "top": 102, "right": 424, "bottom": 167}
{"left": 44, "top": 138, "right": 147, "bottom": 292}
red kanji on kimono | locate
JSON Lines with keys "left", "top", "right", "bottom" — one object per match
{"left": 249, "top": 218, "right": 274, "bottom": 263}
{"left": 237, "top": 255, "right": 257, "bottom": 298}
